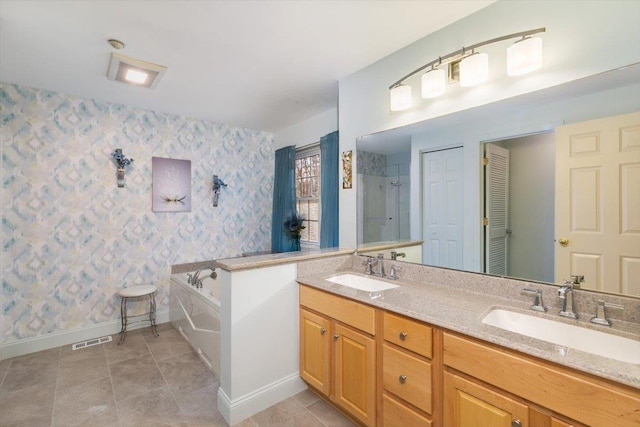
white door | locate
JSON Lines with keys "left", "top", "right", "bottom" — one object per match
{"left": 484, "top": 144, "right": 510, "bottom": 276}
{"left": 555, "top": 111, "right": 640, "bottom": 295}
{"left": 422, "top": 148, "right": 463, "bottom": 269}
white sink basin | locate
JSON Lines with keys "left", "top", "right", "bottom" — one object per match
{"left": 482, "top": 309, "right": 640, "bottom": 364}
{"left": 326, "top": 274, "right": 399, "bottom": 292}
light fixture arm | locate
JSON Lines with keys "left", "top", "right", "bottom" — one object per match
{"left": 389, "top": 27, "right": 545, "bottom": 89}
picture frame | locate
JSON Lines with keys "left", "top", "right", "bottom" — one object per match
{"left": 152, "top": 157, "right": 192, "bottom": 212}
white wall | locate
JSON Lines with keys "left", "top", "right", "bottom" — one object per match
{"left": 273, "top": 108, "right": 337, "bottom": 149}
{"left": 338, "top": 0, "right": 640, "bottom": 248}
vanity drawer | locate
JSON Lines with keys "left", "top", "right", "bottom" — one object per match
{"left": 382, "top": 393, "right": 432, "bottom": 427}
{"left": 299, "top": 285, "right": 375, "bottom": 335}
{"left": 383, "top": 344, "right": 432, "bottom": 414}
{"left": 384, "top": 311, "right": 432, "bottom": 358}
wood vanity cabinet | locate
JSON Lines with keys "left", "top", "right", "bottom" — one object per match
{"left": 381, "top": 312, "right": 434, "bottom": 427}
{"left": 299, "top": 285, "right": 376, "bottom": 427}
{"left": 299, "top": 283, "right": 639, "bottom": 427}
{"left": 443, "top": 332, "right": 640, "bottom": 427}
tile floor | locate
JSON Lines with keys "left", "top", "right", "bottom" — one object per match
{"left": 0, "top": 323, "right": 355, "bottom": 427}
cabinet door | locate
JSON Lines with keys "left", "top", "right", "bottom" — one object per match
{"left": 444, "top": 371, "right": 528, "bottom": 427}
{"left": 551, "top": 418, "right": 575, "bottom": 427}
{"left": 300, "top": 308, "right": 330, "bottom": 396}
{"left": 334, "top": 323, "right": 376, "bottom": 427}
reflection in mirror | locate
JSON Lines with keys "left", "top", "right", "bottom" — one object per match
{"left": 356, "top": 64, "right": 640, "bottom": 297}
{"left": 483, "top": 132, "right": 555, "bottom": 284}
{"left": 358, "top": 150, "right": 410, "bottom": 244}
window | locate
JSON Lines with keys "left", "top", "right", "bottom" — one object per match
{"left": 295, "top": 146, "right": 321, "bottom": 245}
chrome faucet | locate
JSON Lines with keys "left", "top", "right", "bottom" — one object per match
{"left": 375, "top": 253, "right": 385, "bottom": 277}
{"left": 558, "top": 280, "right": 578, "bottom": 319}
{"left": 192, "top": 266, "right": 216, "bottom": 289}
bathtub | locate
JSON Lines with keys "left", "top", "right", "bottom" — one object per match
{"left": 169, "top": 271, "right": 220, "bottom": 377}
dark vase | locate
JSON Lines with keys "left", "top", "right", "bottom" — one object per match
{"left": 291, "top": 234, "right": 301, "bottom": 251}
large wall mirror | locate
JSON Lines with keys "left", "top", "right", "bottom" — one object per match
{"left": 357, "top": 64, "right": 640, "bottom": 298}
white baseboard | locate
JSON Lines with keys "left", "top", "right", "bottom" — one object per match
{"left": 0, "top": 310, "right": 170, "bottom": 360}
{"left": 217, "top": 373, "right": 307, "bottom": 425}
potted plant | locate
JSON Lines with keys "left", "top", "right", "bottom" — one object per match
{"left": 284, "top": 211, "right": 306, "bottom": 251}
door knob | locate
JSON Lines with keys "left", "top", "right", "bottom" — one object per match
{"left": 558, "top": 237, "right": 569, "bottom": 246}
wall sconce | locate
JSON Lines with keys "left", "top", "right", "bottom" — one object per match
{"left": 111, "top": 149, "right": 133, "bottom": 188}
{"left": 212, "top": 175, "right": 228, "bottom": 207}
{"left": 389, "top": 27, "right": 545, "bottom": 111}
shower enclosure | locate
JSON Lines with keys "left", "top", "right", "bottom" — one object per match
{"left": 358, "top": 151, "right": 410, "bottom": 244}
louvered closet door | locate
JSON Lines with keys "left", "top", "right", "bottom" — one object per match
{"left": 484, "top": 143, "right": 510, "bottom": 276}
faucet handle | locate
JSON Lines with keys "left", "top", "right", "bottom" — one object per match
{"left": 591, "top": 300, "right": 623, "bottom": 326}
{"left": 522, "top": 288, "right": 547, "bottom": 312}
{"left": 389, "top": 265, "right": 402, "bottom": 280}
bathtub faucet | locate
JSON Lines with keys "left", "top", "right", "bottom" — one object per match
{"left": 192, "top": 266, "right": 216, "bottom": 289}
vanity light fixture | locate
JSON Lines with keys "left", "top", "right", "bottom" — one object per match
{"left": 389, "top": 27, "right": 545, "bottom": 111}
{"left": 459, "top": 51, "right": 489, "bottom": 87}
{"left": 507, "top": 36, "right": 543, "bottom": 76}
{"left": 389, "top": 84, "right": 413, "bottom": 112}
{"left": 107, "top": 52, "right": 167, "bottom": 89}
{"left": 421, "top": 65, "right": 446, "bottom": 98}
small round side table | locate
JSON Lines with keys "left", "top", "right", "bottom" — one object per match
{"left": 118, "top": 284, "right": 159, "bottom": 345}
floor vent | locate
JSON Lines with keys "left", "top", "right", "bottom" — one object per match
{"left": 71, "top": 335, "right": 113, "bottom": 350}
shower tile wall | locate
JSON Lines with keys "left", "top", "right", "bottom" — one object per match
{"left": 0, "top": 83, "right": 274, "bottom": 345}
{"left": 358, "top": 150, "right": 410, "bottom": 243}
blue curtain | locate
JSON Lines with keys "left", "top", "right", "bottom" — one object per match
{"left": 271, "top": 146, "right": 296, "bottom": 252}
{"left": 320, "top": 131, "right": 339, "bottom": 248}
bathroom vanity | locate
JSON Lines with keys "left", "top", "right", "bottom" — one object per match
{"left": 298, "top": 256, "right": 640, "bottom": 427}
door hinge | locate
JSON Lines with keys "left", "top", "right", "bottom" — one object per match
{"left": 483, "top": 217, "right": 489, "bottom": 226}
{"left": 482, "top": 157, "right": 489, "bottom": 166}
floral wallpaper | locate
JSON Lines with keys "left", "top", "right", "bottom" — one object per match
{"left": 1, "top": 83, "right": 274, "bottom": 343}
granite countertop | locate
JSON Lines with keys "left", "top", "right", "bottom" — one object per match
{"left": 215, "top": 247, "right": 354, "bottom": 271}
{"left": 298, "top": 270, "right": 640, "bottom": 389}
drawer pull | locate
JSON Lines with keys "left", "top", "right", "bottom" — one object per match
{"left": 333, "top": 334, "right": 339, "bottom": 341}
{"left": 399, "top": 331, "right": 408, "bottom": 340}
{"left": 511, "top": 420, "right": 522, "bottom": 427}
{"left": 320, "top": 328, "right": 326, "bottom": 335}
{"left": 398, "top": 375, "right": 407, "bottom": 384}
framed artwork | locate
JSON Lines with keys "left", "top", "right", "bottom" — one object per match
{"left": 342, "top": 150, "right": 353, "bottom": 189}
{"left": 152, "top": 157, "right": 191, "bottom": 212}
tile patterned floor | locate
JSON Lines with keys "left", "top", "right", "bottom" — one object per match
{"left": 0, "top": 323, "right": 356, "bottom": 427}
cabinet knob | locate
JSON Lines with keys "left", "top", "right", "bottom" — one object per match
{"left": 398, "top": 375, "right": 407, "bottom": 384}
{"left": 511, "top": 420, "right": 522, "bottom": 427}
{"left": 320, "top": 328, "right": 326, "bottom": 335}
{"left": 399, "top": 331, "right": 407, "bottom": 340}
{"left": 333, "top": 334, "right": 339, "bottom": 341}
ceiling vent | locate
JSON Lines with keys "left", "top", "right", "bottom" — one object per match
{"left": 107, "top": 53, "right": 167, "bottom": 89}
